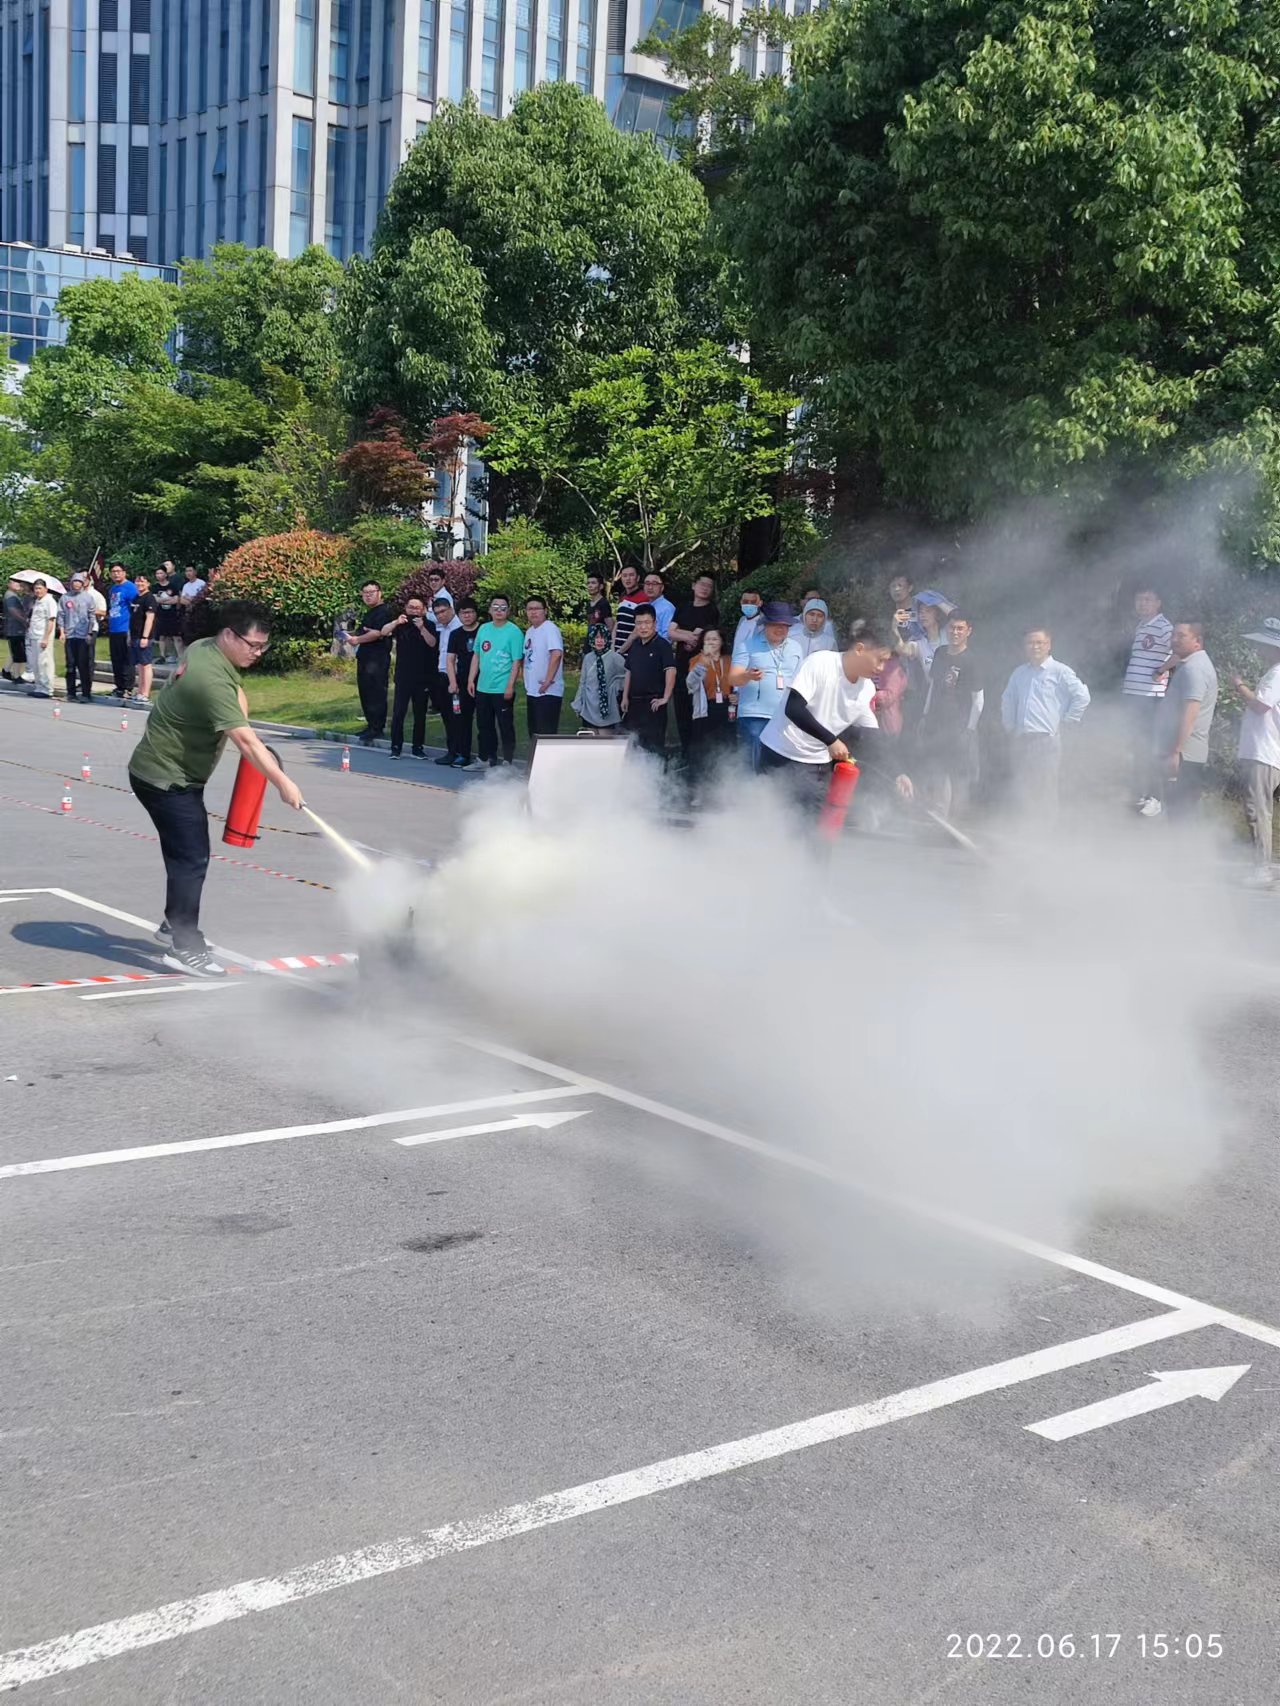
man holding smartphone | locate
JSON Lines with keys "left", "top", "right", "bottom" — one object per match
{"left": 384, "top": 595, "right": 437, "bottom": 758}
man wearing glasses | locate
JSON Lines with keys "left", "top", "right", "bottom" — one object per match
{"left": 128, "top": 600, "right": 304, "bottom": 977}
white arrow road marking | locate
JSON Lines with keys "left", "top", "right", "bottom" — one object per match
{"left": 0, "top": 1307, "right": 1215, "bottom": 1690}
{"left": 1026, "top": 1364, "right": 1251, "bottom": 1442}
{"left": 393, "top": 1110, "right": 587, "bottom": 1147}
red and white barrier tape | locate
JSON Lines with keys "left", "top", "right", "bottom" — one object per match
{"left": 0, "top": 953, "right": 358, "bottom": 996}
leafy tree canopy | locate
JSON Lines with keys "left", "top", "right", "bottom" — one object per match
{"left": 727, "top": 0, "right": 1280, "bottom": 521}
{"left": 486, "top": 341, "right": 795, "bottom": 578}
{"left": 338, "top": 84, "right": 722, "bottom": 428}
{"left": 54, "top": 274, "right": 180, "bottom": 372}
{"left": 179, "top": 244, "right": 344, "bottom": 401}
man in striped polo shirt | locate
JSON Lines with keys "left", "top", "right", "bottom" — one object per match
{"left": 1122, "top": 585, "right": 1173, "bottom": 815}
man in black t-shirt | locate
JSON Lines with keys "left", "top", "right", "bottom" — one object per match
{"left": 667, "top": 572, "right": 720, "bottom": 759}
{"left": 346, "top": 580, "right": 395, "bottom": 744}
{"left": 585, "top": 571, "right": 612, "bottom": 636}
{"left": 621, "top": 607, "right": 676, "bottom": 757}
{"left": 384, "top": 595, "right": 438, "bottom": 757}
{"left": 918, "top": 610, "right": 986, "bottom": 818}
{"left": 446, "top": 598, "right": 481, "bottom": 768}
{"left": 129, "top": 572, "right": 159, "bottom": 705}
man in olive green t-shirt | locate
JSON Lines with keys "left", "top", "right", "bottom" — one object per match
{"left": 129, "top": 600, "right": 303, "bottom": 976}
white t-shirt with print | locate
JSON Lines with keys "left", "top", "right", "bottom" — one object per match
{"left": 761, "top": 649, "right": 878, "bottom": 764}
{"left": 523, "top": 620, "right": 565, "bottom": 698}
{"left": 1237, "top": 662, "right": 1280, "bottom": 768}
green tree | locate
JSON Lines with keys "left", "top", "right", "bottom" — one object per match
{"left": 338, "top": 84, "right": 722, "bottom": 429}
{"left": 234, "top": 404, "right": 352, "bottom": 538}
{"left": 487, "top": 342, "right": 795, "bottom": 577}
{"left": 472, "top": 517, "right": 590, "bottom": 621}
{"left": 55, "top": 273, "right": 180, "bottom": 372}
{"left": 179, "top": 244, "right": 343, "bottom": 400}
{"left": 728, "top": 0, "right": 1280, "bottom": 524}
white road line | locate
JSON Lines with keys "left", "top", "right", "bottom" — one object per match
{"left": 0, "top": 1306, "right": 1212, "bottom": 1692}
{"left": 461, "top": 1035, "right": 1280, "bottom": 1355}
{"left": 0, "top": 1086, "right": 588, "bottom": 1180}
{"left": 42, "top": 887, "right": 261, "bottom": 973}
{"left": 393, "top": 1110, "right": 586, "bottom": 1146}
{"left": 80, "top": 981, "right": 245, "bottom": 1002}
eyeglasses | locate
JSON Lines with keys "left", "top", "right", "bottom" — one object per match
{"left": 232, "top": 631, "right": 271, "bottom": 654}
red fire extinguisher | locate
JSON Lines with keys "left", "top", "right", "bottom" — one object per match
{"left": 818, "top": 759, "right": 860, "bottom": 841}
{"left": 222, "top": 744, "right": 281, "bottom": 848}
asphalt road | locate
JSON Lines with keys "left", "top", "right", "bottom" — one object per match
{"left": 2, "top": 685, "right": 1279, "bottom": 1704}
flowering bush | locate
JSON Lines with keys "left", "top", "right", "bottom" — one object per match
{"left": 396, "top": 557, "right": 482, "bottom": 612}
{"left": 211, "top": 531, "right": 355, "bottom": 647}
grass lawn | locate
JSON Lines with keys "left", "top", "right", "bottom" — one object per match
{"left": 247, "top": 662, "right": 583, "bottom": 757}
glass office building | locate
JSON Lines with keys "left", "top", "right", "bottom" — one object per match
{"left": 0, "top": 0, "right": 764, "bottom": 268}
{"left": 0, "top": 238, "right": 178, "bottom": 368}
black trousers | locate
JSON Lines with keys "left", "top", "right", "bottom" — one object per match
{"left": 390, "top": 674, "right": 429, "bottom": 753}
{"left": 64, "top": 637, "right": 94, "bottom": 699}
{"left": 673, "top": 670, "right": 695, "bottom": 756}
{"left": 759, "top": 742, "right": 831, "bottom": 809}
{"left": 624, "top": 698, "right": 667, "bottom": 756}
{"left": 476, "top": 691, "right": 516, "bottom": 763}
{"left": 358, "top": 654, "right": 390, "bottom": 736}
{"left": 109, "top": 630, "right": 134, "bottom": 695}
{"left": 130, "top": 772, "right": 210, "bottom": 951}
{"left": 526, "top": 695, "right": 562, "bottom": 742}
{"left": 1165, "top": 759, "right": 1209, "bottom": 819}
{"left": 452, "top": 686, "right": 476, "bottom": 762}
{"left": 5, "top": 635, "right": 25, "bottom": 669}
{"left": 428, "top": 672, "right": 458, "bottom": 755}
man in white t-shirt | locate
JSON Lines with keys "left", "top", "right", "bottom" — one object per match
{"left": 760, "top": 624, "right": 913, "bottom": 810}
{"left": 1234, "top": 617, "right": 1280, "bottom": 884}
{"left": 1122, "top": 586, "right": 1173, "bottom": 812}
{"left": 523, "top": 595, "right": 564, "bottom": 741}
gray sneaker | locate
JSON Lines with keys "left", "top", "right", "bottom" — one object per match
{"left": 162, "top": 946, "right": 228, "bottom": 977}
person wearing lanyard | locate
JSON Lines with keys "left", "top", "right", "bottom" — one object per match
{"left": 684, "top": 626, "right": 735, "bottom": 786}
{"left": 729, "top": 601, "right": 804, "bottom": 772}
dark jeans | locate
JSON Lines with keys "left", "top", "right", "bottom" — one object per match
{"left": 476, "top": 691, "right": 516, "bottom": 763}
{"left": 1166, "top": 759, "right": 1209, "bottom": 820}
{"left": 429, "top": 672, "right": 457, "bottom": 756}
{"left": 108, "top": 630, "right": 134, "bottom": 695}
{"left": 358, "top": 654, "right": 390, "bottom": 737}
{"left": 624, "top": 698, "right": 667, "bottom": 757}
{"left": 129, "top": 772, "right": 210, "bottom": 952}
{"left": 526, "top": 694, "right": 562, "bottom": 742}
{"left": 390, "top": 674, "right": 429, "bottom": 754}
{"left": 759, "top": 742, "right": 831, "bottom": 810}
{"left": 64, "top": 637, "right": 94, "bottom": 699}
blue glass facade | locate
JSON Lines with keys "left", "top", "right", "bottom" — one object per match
{"left": 0, "top": 239, "right": 178, "bottom": 368}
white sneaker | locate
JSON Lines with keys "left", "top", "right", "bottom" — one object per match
{"left": 162, "top": 947, "right": 228, "bottom": 977}
{"left": 1138, "top": 798, "right": 1163, "bottom": 817}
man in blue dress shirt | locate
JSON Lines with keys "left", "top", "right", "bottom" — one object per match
{"left": 1001, "top": 625, "right": 1090, "bottom": 817}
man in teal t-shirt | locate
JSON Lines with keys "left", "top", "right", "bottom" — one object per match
{"left": 468, "top": 594, "right": 525, "bottom": 765}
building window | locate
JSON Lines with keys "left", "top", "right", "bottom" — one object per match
{"left": 256, "top": 112, "right": 268, "bottom": 243}
{"left": 68, "top": 141, "right": 84, "bottom": 245}
{"left": 128, "top": 144, "right": 148, "bottom": 217}
{"left": 213, "top": 127, "right": 227, "bottom": 240}
{"left": 235, "top": 117, "right": 248, "bottom": 239}
{"left": 38, "top": 7, "right": 48, "bottom": 160}
{"left": 479, "top": 0, "right": 500, "bottom": 113}
{"left": 218, "top": 0, "right": 230, "bottom": 103}
{"left": 134, "top": 0, "right": 152, "bottom": 30}
{"left": 130, "top": 51, "right": 150, "bottom": 123}
{"left": 417, "top": 0, "right": 436, "bottom": 98}
{"left": 158, "top": 142, "right": 167, "bottom": 261}
{"left": 641, "top": 0, "right": 700, "bottom": 35}
{"left": 325, "top": 123, "right": 346, "bottom": 257}
{"left": 447, "top": 0, "right": 468, "bottom": 103}
{"left": 97, "top": 141, "right": 116, "bottom": 213}
{"left": 330, "top": 0, "right": 350, "bottom": 102}
{"left": 238, "top": 0, "right": 250, "bottom": 95}
{"left": 101, "top": 0, "right": 118, "bottom": 26}
{"left": 355, "top": 0, "right": 371, "bottom": 102}
{"left": 98, "top": 49, "right": 117, "bottom": 121}
{"left": 198, "top": 0, "right": 209, "bottom": 109}
{"left": 545, "top": 0, "right": 564, "bottom": 80}
{"left": 178, "top": 0, "right": 188, "bottom": 114}
{"left": 379, "top": 0, "right": 395, "bottom": 98}
{"left": 513, "top": 0, "right": 534, "bottom": 94}
{"left": 294, "top": 0, "right": 315, "bottom": 95}
{"left": 290, "top": 114, "right": 312, "bottom": 255}
{"left": 23, "top": 12, "right": 34, "bottom": 164}
{"left": 159, "top": 0, "right": 169, "bottom": 119}
{"left": 175, "top": 134, "right": 186, "bottom": 256}
{"left": 610, "top": 72, "right": 686, "bottom": 155}
{"left": 376, "top": 115, "right": 390, "bottom": 209}
{"left": 69, "top": 0, "right": 86, "bottom": 122}
{"left": 259, "top": 0, "right": 271, "bottom": 92}
{"left": 196, "top": 129, "right": 206, "bottom": 254}
{"left": 352, "top": 122, "right": 367, "bottom": 251}
{"left": 7, "top": 22, "right": 17, "bottom": 166}
{"left": 575, "top": 0, "right": 594, "bottom": 88}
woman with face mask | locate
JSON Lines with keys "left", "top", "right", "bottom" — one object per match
{"left": 571, "top": 623, "right": 626, "bottom": 733}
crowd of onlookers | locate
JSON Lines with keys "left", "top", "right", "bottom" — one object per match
{"left": 340, "top": 563, "right": 1280, "bottom": 881}
{"left": 3, "top": 561, "right": 207, "bottom": 705}
{"left": 6, "top": 551, "right": 1279, "bottom": 881}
